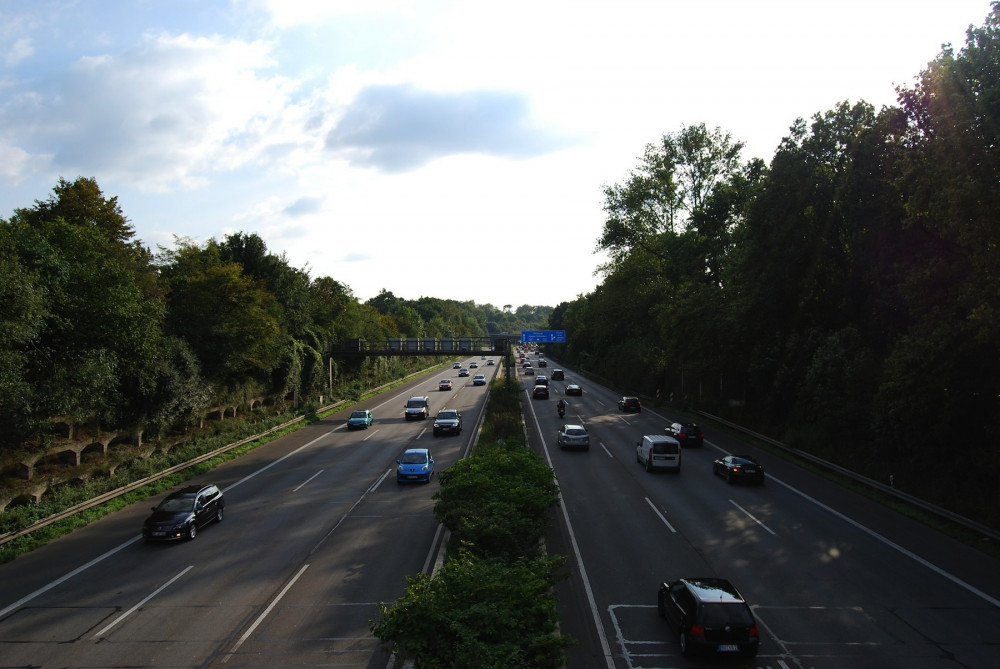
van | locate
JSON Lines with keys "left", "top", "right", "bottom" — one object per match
{"left": 636, "top": 435, "right": 682, "bottom": 472}
{"left": 404, "top": 396, "right": 430, "bottom": 420}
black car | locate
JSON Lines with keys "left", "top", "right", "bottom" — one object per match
{"left": 142, "top": 484, "right": 224, "bottom": 541}
{"left": 565, "top": 383, "right": 583, "bottom": 396}
{"left": 658, "top": 577, "right": 760, "bottom": 658}
{"left": 666, "top": 422, "right": 704, "bottom": 447}
{"left": 433, "top": 409, "right": 463, "bottom": 436}
{"left": 618, "top": 396, "right": 641, "bottom": 412}
{"left": 551, "top": 369, "right": 565, "bottom": 381}
{"left": 713, "top": 454, "right": 765, "bottom": 484}
{"left": 532, "top": 384, "right": 549, "bottom": 399}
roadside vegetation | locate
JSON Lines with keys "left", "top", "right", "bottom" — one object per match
{"left": 546, "top": 6, "right": 1000, "bottom": 531}
{"left": 371, "top": 376, "right": 572, "bottom": 668}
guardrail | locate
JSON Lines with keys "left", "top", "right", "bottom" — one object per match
{"left": 0, "top": 360, "right": 457, "bottom": 548}
{"left": 698, "top": 410, "right": 1000, "bottom": 542}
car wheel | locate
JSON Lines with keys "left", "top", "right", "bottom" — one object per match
{"left": 679, "top": 631, "right": 692, "bottom": 657}
{"left": 657, "top": 592, "right": 667, "bottom": 618}
{"left": 726, "top": 470, "right": 734, "bottom": 484}
{"left": 187, "top": 524, "right": 197, "bottom": 540}
{"left": 645, "top": 456, "right": 653, "bottom": 472}
{"left": 215, "top": 506, "right": 224, "bottom": 523}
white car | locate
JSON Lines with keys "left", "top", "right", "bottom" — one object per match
{"left": 472, "top": 374, "right": 487, "bottom": 386}
{"left": 636, "top": 435, "right": 681, "bottom": 472}
{"left": 557, "top": 424, "right": 589, "bottom": 450}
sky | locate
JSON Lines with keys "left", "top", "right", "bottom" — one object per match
{"left": 0, "top": 0, "right": 993, "bottom": 309}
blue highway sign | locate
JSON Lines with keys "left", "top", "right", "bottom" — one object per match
{"left": 521, "top": 330, "right": 566, "bottom": 343}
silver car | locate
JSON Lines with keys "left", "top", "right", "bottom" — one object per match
{"left": 557, "top": 424, "right": 590, "bottom": 450}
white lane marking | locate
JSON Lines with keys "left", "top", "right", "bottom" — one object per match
{"left": 222, "top": 563, "right": 310, "bottom": 661}
{"left": 92, "top": 565, "right": 193, "bottom": 639}
{"left": 0, "top": 536, "right": 141, "bottom": 619}
{"left": 294, "top": 470, "right": 324, "bottom": 492}
{"left": 730, "top": 499, "right": 776, "bottom": 535}
{"left": 525, "top": 392, "right": 616, "bottom": 669}
{"left": 362, "top": 429, "right": 379, "bottom": 441}
{"left": 599, "top": 442, "right": 614, "bottom": 458}
{"left": 769, "top": 476, "right": 1000, "bottom": 608}
{"left": 645, "top": 497, "right": 677, "bottom": 533}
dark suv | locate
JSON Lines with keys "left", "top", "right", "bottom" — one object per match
{"left": 618, "top": 396, "right": 641, "bottom": 413}
{"left": 142, "top": 484, "right": 225, "bottom": 542}
{"left": 658, "top": 577, "right": 759, "bottom": 658}
{"left": 666, "top": 422, "right": 704, "bottom": 447}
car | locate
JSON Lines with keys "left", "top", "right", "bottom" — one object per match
{"left": 346, "top": 409, "right": 374, "bottom": 429}
{"left": 142, "top": 484, "right": 225, "bottom": 541}
{"left": 524, "top": 367, "right": 535, "bottom": 375}
{"left": 657, "top": 577, "right": 759, "bottom": 658}
{"left": 535, "top": 375, "right": 548, "bottom": 386}
{"left": 618, "top": 396, "right": 641, "bottom": 412}
{"left": 433, "top": 409, "right": 463, "bottom": 436}
{"left": 538, "top": 360, "right": 547, "bottom": 367}
{"left": 472, "top": 374, "right": 487, "bottom": 386}
{"left": 458, "top": 368, "right": 470, "bottom": 377}
{"left": 481, "top": 354, "right": 487, "bottom": 359}
{"left": 438, "top": 379, "right": 454, "bottom": 391}
{"left": 565, "top": 383, "right": 582, "bottom": 396}
{"left": 636, "top": 434, "right": 682, "bottom": 472}
{"left": 404, "top": 395, "right": 430, "bottom": 420}
{"left": 487, "top": 359, "right": 495, "bottom": 366}
{"left": 522, "top": 360, "right": 532, "bottom": 368}
{"left": 470, "top": 361, "right": 478, "bottom": 368}
{"left": 713, "top": 454, "right": 765, "bottom": 484}
{"left": 452, "top": 362, "right": 462, "bottom": 369}
{"left": 666, "top": 422, "right": 704, "bottom": 447}
{"left": 532, "top": 384, "right": 549, "bottom": 399}
{"left": 397, "top": 448, "right": 435, "bottom": 483}
{"left": 557, "top": 424, "right": 589, "bottom": 450}
{"left": 551, "top": 369, "right": 565, "bottom": 380}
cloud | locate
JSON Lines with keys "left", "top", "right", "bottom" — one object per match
{"left": 0, "top": 32, "right": 299, "bottom": 191}
{"left": 325, "top": 84, "right": 580, "bottom": 172}
{"left": 4, "top": 37, "right": 33, "bottom": 67}
{"left": 283, "top": 195, "right": 323, "bottom": 216}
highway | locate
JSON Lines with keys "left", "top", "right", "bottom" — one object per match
{"left": 2, "top": 348, "right": 998, "bottom": 669}
{"left": 0, "top": 356, "right": 500, "bottom": 668}
{"left": 520, "top": 350, "right": 1000, "bottom": 668}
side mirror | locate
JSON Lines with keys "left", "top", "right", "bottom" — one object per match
{"left": 396, "top": 459, "right": 402, "bottom": 465}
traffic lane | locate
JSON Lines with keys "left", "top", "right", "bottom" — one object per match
{"left": 534, "top": 361, "right": 1000, "bottom": 667}
{"left": 0, "top": 362, "right": 481, "bottom": 665}
{"left": 206, "top": 472, "right": 441, "bottom": 668}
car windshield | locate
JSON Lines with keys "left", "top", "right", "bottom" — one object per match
{"left": 701, "top": 602, "right": 754, "bottom": 627}
{"left": 438, "top": 411, "right": 458, "bottom": 419}
{"left": 407, "top": 400, "right": 424, "bottom": 407}
{"left": 350, "top": 411, "right": 367, "bottom": 418}
{"left": 400, "top": 452, "right": 427, "bottom": 464}
{"left": 157, "top": 497, "right": 195, "bottom": 513}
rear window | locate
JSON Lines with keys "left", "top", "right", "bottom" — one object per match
{"left": 566, "top": 428, "right": 586, "bottom": 436}
{"left": 701, "top": 602, "right": 754, "bottom": 627}
{"left": 652, "top": 441, "right": 678, "bottom": 454}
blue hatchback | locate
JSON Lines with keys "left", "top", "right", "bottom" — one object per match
{"left": 396, "top": 448, "right": 435, "bottom": 484}
{"left": 347, "top": 409, "right": 374, "bottom": 429}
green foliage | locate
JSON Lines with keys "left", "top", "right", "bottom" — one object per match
{"left": 550, "top": 5, "right": 1000, "bottom": 529}
{"left": 434, "top": 440, "right": 558, "bottom": 560}
{"left": 371, "top": 551, "right": 570, "bottom": 669}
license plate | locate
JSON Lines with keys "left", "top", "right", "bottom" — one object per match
{"left": 406, "top": 475, "right": 418, "bottom": 479}
{"left": 717, "top": 644, "right": 739, "bottom": 652}
{"left": 151, "top": 531, "right": 165, "bottom": 537}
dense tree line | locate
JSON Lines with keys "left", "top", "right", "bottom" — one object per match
{"left": 0, "top": 180, "right": 550, "bottom": 453}
{"left": 548, "top": 5, "right": 1000, "bottom": 527}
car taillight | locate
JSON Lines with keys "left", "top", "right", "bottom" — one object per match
{"left": 749, "top": 624, "right": 759, "bottom": 638}
{"left": 689, "top": 624, "right": 706, "bottom": 637}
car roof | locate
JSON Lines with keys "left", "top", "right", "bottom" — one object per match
{"left": 644, "top": 434, "right": 678, "bottom": 443}
{"left": 678, "top": 577, "right": 746, "bottom": 603}
{"left": 562, "top": 424, "right": 586, "bottom": 431}
{"left": 403, "top": 448, "right": 430, "bottom": 455}
{"left": 168, "top": 484, "right": 214, "bottom": 498}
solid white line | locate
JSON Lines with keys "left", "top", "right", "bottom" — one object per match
{"left": 645, "top": 497, "right": 677, "bottom": 533}
{"left": 599, "top": 442, "right": 614, "bottom": 458}
{"left": 92, "top": 565, "right": 193, "bottom": 638}
{"left": 769, "top": 476, "right": 1000, "bottom": 607}
{"left": 729, "top": 499, "right": 776, "bottom": 535}
{"left": 223, "top": 563, "right": 310, "bottom": 661}
{"left": 525, "top": 396, "right": 616, "bottom": 669}
{"left": 294, "top": 469, "right": 324, "bottom": 492}
{"left": 0, "top": 535, "right": 141, "bottom": 619}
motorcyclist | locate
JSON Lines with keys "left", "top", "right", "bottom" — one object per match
{"left": 556, "top": 399, "right": 566, "bottom": 414}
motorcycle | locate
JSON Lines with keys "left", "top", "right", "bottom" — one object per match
{"left": 557, "top": 403, "right": 566, "bottom": 419}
